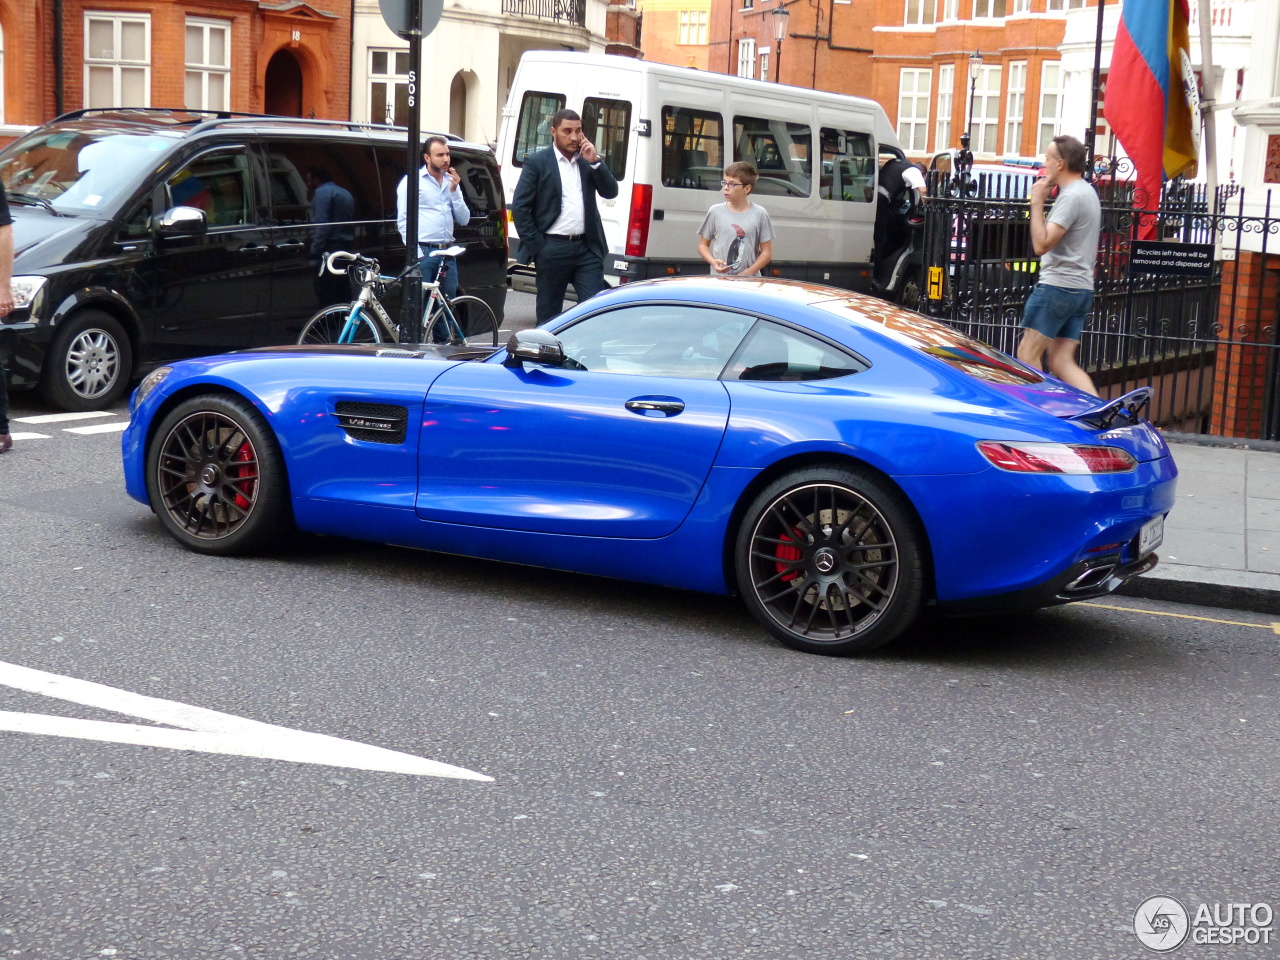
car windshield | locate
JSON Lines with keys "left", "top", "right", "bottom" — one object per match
{"left": 0, "top": 127, "right": 179, "bottom": 215}
{"left": 813, "top": 298, "right": 1045, "bottom": 385}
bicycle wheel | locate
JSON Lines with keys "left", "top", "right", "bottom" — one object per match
{"left": 298, "top": 304, "right": 382, "bottom": 345}
{"left": 441, "top": 295, "right": 500, "bottom": 348}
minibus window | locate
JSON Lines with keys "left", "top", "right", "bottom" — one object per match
{"left": 660, "top": 107, "right": 723, "bottom": 190}
{"left": 583, "top": 97, "right": 632, "bottom": 181}
{"left": 733, "top": 117, "right": 811, "bottom": 198}
{"left": 819, "top": 128, "right": 874, "bottom": 202}
{"left": 513, "top": 91, "right": 565, "bottom": 166}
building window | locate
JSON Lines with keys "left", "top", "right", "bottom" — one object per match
{"left": 1011, "top": 0, "right": 1030, "bottom": 12}
{"left": 1005, "top": 60, "right": 1026, "bottom": 155}
{"left": 370, "top": 49, "right": 411, "bottom": 127}
{"left": 1038, "top": 61, "right": 1064, "bottom": 154}
{"left": 969, "top": 64, "right": 1001, "bottom": 155}
{"left": 904, "top": 0, "right": 934, "bottom": 25}
{"left": 939, "top": 0, "right": 959, "bottom": 18}
{"left": 972, "top": 0, "right": 1006, "bottom": 18}
{"left": 84, "top": 12, "right": 150, "bottom": 108}
{"left": 1046, "top": 0, "right": 1085, "bottom": 10}
{"left": 897, "top": 69, "right": 930, "bottom": 152}
{"left": 737, "top": 38, "right": 756, "bottom": 79}
{"left": 185, "top": 18, "right": 230, "bottom": 111}
{"left": 678, "top": 10, "right": 708, "bottom": 45}
{"left": 935, "top": 63, "right": 954, "bottom": 152}
{"left": 759, "top": 49, "right": 770, "bottom": 83}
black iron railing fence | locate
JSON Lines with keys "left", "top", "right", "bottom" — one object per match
{"left": 918, "top": 170, "right": 1280, "bottom": 441}
{"left": 501, "top": 0, "right": 587, "bottom": 26}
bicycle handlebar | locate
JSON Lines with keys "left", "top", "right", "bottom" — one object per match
{"left": 323, "top": 250, "right": 361, "bottom": 276}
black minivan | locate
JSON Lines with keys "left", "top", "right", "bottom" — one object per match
{"left": 0, "top": 109, "right": 507, "bottom": 410}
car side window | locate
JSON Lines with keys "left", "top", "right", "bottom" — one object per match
{"left": 556, "top": 305, "right": 754, "bottom": 380}
{"left": 166, "top": 148, "right": 252, "bottom": 228}
{"left": 724, "top": 321, "right": 867, "bottom": 382}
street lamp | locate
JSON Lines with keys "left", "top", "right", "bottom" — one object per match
{"left": 772, "top": 5, "right": 790, "bottom": 84}
{"left": 957, "top": 49, "right": 983, "bottom": 180}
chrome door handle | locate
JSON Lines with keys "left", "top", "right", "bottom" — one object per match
{"left": 237, "top": 243, "right": 269, "bottom": 256}
{"left": 276, "top": 240, "right": 305, "bottom": 252}
{"left": 625, "top": 398, "right": 685, "bottom": 415}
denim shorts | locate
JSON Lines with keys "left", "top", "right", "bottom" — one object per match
{"left": 1019, "top": 283, "right": 1094, "bottom": 341}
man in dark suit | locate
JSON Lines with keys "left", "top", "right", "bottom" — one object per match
{"left": 511, "top": 109, "right": 619, "bottom": 323}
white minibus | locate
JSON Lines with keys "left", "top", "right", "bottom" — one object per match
{"left": 495, "top": 52, "right": 913, "bottom": 299}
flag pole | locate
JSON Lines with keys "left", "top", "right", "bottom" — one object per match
{"left": 1196, "top": 0, "right": 1220, "bottom": 214}
{"left": 1086, "top": 0, "right": 1106, "bottom": 178}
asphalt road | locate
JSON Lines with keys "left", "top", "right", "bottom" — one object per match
{"left": 1, "top": 297, "right": 1277, "bottom": 959}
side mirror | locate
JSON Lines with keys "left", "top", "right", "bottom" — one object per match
{"left": 503, "top": 327, "right": 566, "bottom": 368}
{"left": 153, "top": 205, "right": 208, "bottom": 238}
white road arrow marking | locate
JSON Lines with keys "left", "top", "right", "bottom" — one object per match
{"left": 0, "top": 660, "right": 491, "bottom": 781}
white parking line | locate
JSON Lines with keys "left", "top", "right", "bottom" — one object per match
{"left": 7, "top": 432, "right": 52, "bottom": 441}
{"left": 14, "top": 411, "right": 117, "bottom": 424}
{"left": 64, "top": 422, "right": 130, "bottom": 435}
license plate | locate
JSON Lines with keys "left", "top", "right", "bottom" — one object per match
{"left": 1138, "top": 516, "right": 1164, "bottom": 558}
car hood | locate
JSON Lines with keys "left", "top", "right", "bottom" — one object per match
{"left": 984, "top": 379, "right": 1171, "bottom": 462}
{"left": 10, "top": 208, "right": 90, "bottom": 256}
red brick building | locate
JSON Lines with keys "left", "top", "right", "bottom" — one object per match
{"left": 0, "top": 0, "right": 352, "bottom": 138}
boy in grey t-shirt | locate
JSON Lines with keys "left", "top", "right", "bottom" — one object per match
{"left": 697, "top": 161, "right": 775, "bottom": 276}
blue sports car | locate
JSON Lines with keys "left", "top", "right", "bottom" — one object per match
{"left": 122, "top": 277, "right": 1176, "bottom": 655}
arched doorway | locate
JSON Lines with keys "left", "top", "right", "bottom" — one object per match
{"left": 449, "top": 73, "right": 467, "bottom": 139}
{"left": 264, "top": 50, "right": 303, "bottom": 117}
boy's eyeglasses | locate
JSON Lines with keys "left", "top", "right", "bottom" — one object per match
{"left": 719, "top": 180, "right": 744, "bottom": 188}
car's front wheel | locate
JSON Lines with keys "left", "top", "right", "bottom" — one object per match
{"left": 145, "top": 394, "right": 291, "bottom": 555}
{"left": 40, "top": 309, "right": 133, "bottom": 411}
{"left": 735, "top": 465, "right": 925, "bottom": 655}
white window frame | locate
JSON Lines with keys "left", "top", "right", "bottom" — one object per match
{"left": 185, "top": 17, "right": 230, "bottom": 111}
{"left": 939, "top": 0, "right": 959, "bottom": 19}
{"left": 1005, "top": 60, "right": 1026, "bottom": 156}
{"left": 904, "top": 0, "right": 934, "bottom": 26}
{"left": 737, "top": 38, "right": 756, "bottom": 79}
{"left": 897, "top": 68, "right": 931, "bottom": 152}
{"left": 84, "top": 11, "right": 151, "bottom": 109}
{"left": 369, "top": 47, "right": 411, "bottom": 126}
{"left": 1038, "top": 60, "right": 1064, "bottom": 154}
{"left": 678, "top": 10, "right": 708, "bottom": 45}
{"left": 969, "top": 64, "right": 1001, "bottom": 156}
{"left": 972, "top": 0, "right": 1005, "bottom": 19}
{"left": 1046, "top": 0, "right": 1085, "bottom": 10}
{"left": 1011, "top": 0, "right": 1030, "bottom": 12}
{"left": 935, "top": 63, "right": 954, "bottom": 152}
{"left": 759, "top": 48, "right": 770, "bottom": 83}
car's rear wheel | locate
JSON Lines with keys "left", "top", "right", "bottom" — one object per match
{"left": 146, "top": 394, "right": 291, "bottom": 555}
{"left": 40, "top": 309, "right": 133, "bottom": 411}
{"left": 735, "top": 465, "right": 924, "bottom": 655}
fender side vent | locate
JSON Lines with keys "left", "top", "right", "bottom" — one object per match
{"left": 335, "top": 401, "right": 407, "bottom": 444}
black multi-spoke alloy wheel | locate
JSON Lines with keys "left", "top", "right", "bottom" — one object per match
{"left": 735, "top": 466, "right": 924, "bottom": 655}
{"left": 298, "top": 304, "right": 381, "bottom": 345}
{"left": 145, "top": 395, "right": 291, "bottom": 555}
{"left": 40, "top": 309, "right": 134, "bottom": 411}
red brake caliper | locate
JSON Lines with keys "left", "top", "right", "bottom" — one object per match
{"left": 230, "top": 441, "right": 254, "bottom": 510}
{"left": 775, "top": 528, "right": 804, "bottom": 582}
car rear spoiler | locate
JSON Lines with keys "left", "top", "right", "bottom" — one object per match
{"left": 1066, "top": 387, "right": 1152, "bottom": 430}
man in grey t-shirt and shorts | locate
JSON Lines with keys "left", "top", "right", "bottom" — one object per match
{"left": 1015, "top": 135, "right": 1101, "bottom": 396}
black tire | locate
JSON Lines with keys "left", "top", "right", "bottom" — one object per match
{"left": 896, "top": 268, "right": 923, "bottom": 312}
{"left": 298, "top": 304, "right": 381, "bottom": 345}
{"left": 427, "top": 295, "right": 499, "bottom": 347}
{"left": 40, "top": 309, "right": 133, "bottom": 411}
{"left": 145, "top": 394, "right": 291, "bottom": 555}
{"left": 734, "top": 465, "right": 925, "bottom": 655}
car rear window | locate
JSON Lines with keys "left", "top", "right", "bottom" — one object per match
{"left": 813, "top": 298, "right": 1045, "bottom": 385}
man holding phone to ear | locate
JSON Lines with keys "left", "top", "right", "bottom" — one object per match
{"left": 397, "top": 135, "right": 472, "bottom": 303}
{"left": 511, "top": 109, "right": 619, "bottom": 323}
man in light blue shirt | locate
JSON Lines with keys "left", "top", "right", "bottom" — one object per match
{"left": 396, "top": 136, "right": 472, "bottom": 301}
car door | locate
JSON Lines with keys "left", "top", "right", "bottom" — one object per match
{"left": 255, "top": 137, "right": 385, "bottom": 345}
{"left": 417, "top": 303, "right": 755, "bottom": 538}
{"left": 141, "top": 144, "right": 274, "bottom": 359}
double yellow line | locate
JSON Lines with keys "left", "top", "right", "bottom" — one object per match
{"left": 1083, "top": 602, "right": 1280, "bottom": 634}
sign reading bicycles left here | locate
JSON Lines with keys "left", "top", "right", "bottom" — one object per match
{"left": 379, "top": 0, "right": 446, "bottom": 343}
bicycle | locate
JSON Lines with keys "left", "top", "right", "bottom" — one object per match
{"left": 297, "top": 247, "right": 500, "bottom": 348}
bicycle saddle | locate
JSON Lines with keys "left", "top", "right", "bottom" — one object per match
{"left": 428, "top": 245, "right": 467, "bottom": 258}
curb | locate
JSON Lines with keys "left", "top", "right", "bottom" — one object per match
{"left": 1117, "top": 561, "right": 1280, "bottom": 616}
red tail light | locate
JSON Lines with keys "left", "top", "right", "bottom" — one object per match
{"left": 625, "top": 183, "right": 652, "bottom": 258}
{"left": 976, "top": 441, "right": 1137, "bottom": 474}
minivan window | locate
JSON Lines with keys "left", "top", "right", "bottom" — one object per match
{"left": 661, "top": 107, "right": 723, "bottom": 190}
{"left": 512, "top": 91, "right": 565, "bottom": 166}
{"left": 733, "top": 116, "right": 811, "bottom": 198}
{"left": 166, "top": 148, "right": 252, "bottom": 228}
{"left": 819, "top": 127, "right": 874, "bottom": 203}
{"left": 260, "top": 140, "right": 378, "bottom": 224}
{"left": 582, "top": 97, "right": 631, "bottom": 181}
{"left": 0, "top": 129, "right": 179, "bottom": 215}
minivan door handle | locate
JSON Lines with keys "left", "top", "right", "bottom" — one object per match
{"left": 625, "top": 397, "right": 685, "bottom": 417}
{"left": 275, "top": 239, "right": 305, "bottom": 252}
{"left": 236, "top": 243, "right": 269, "bottom": 257}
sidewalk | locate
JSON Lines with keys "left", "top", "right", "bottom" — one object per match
{"left": 1118, "top": 436, "right": 1280, "bottom": 615}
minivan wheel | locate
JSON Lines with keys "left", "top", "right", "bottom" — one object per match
{"left": 40, "top": 309, "right": 133, "bottom": 411}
